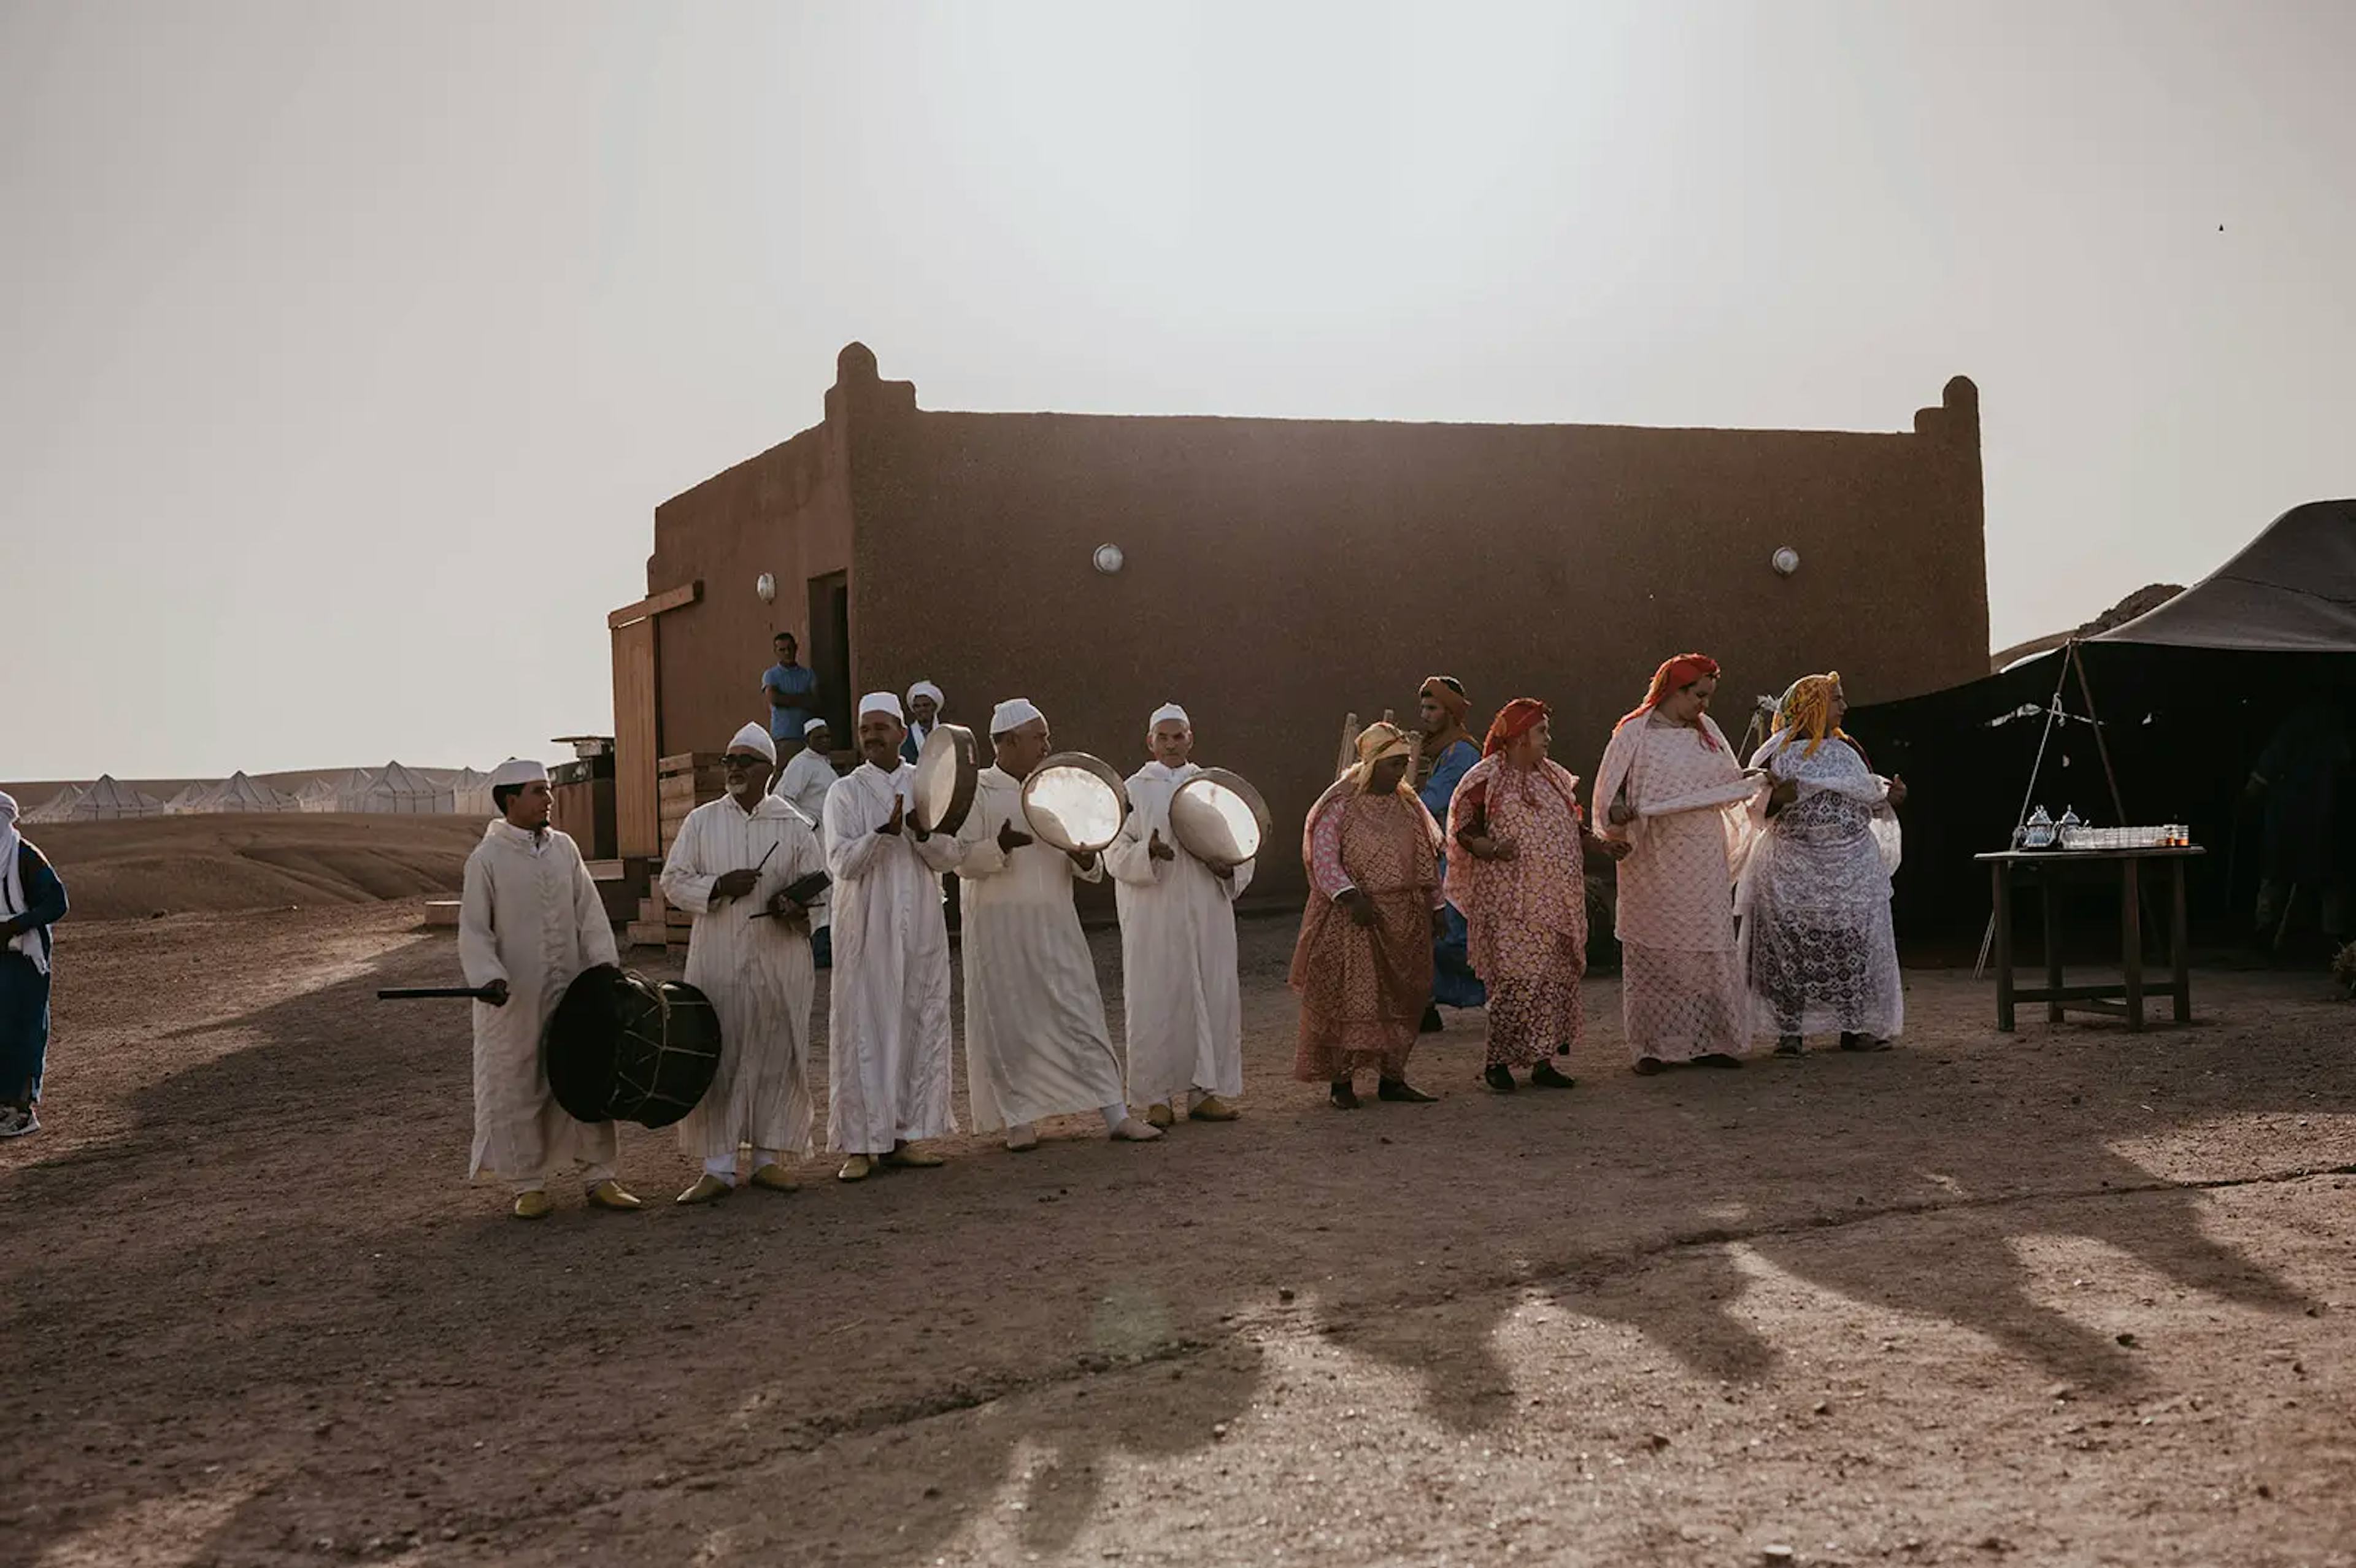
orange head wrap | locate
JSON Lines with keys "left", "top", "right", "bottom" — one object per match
{"left": 1616, "top": 653, "right": 1723, "bottom": 750}
{"left": 1482, "top": 698, "right": 1551, "bottom": 757}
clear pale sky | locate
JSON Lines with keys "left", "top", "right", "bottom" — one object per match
{"left": 6, "top": 1, "right": 2351, "bottom": 780}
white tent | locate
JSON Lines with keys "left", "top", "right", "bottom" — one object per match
{"left": 450, "top": 767, "right": 497, "bottom": 818}
{"left": 23, "top": 784, "right": 85, "bottom": 824}
{"left": 294, "top": 779, "right": 342, "bottom": 813}
{"left": 322, "top": 769, "right": 377, "bottom": 812}
{"left": 352, "top": 761, "right": 454, "bottom": 815}
{"left": 56, "top": 775, "right": 164, "bottom": 820}
{"left": 163, "top": 782, "right": 217, "bottom": 815}
{"left": 207, "top": 771, "right": 299, "bottom": 813}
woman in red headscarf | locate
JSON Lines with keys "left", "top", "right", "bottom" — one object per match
{"left": 1592, "top": 655, "right": 1765, "bottom": 1074}
{"left": 1447, "top": 699, "right": 1628, "bottom": 1093}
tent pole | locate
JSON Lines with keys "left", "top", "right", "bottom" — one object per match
{"left": 2069, "top": 638, "right": 2168, "bottom": 954}
{"left": 1978, "top": 651, "right": 2080, "bottom": 979}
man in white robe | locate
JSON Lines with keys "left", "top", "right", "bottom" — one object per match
{"left": 773, "top": 717, "right": 841, "bottom": 967}
{"left": 1106, "top": 704, "right": 1252, "bottom": 1128}
{"left": 458, "top": 759, "right": 640, "bottom": 1220}
{"left": 823, "top": 692, "right": 964, "bottom": 1182}
{"left": 660, "top": 723, "right": 828, "bottom": 1204}
{"left": 955, "top": 699, "right": 1161, "bottom": 1152}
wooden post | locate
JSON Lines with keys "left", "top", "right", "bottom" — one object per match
{"left": 1993, "top": 860, "right": 2015, "bottom": 1031}
{"left": 2121, "top": 857, "right": 2145, "bottom": 1032}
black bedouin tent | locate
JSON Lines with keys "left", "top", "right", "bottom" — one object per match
{"left": 1849, "top": 499, "right": 2356, "bottom": 943}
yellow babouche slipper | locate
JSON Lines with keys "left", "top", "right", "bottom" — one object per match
{"left": 512, "top": 1190, "right": 553, "bottom": 1221}
{"left": 837, "top": 1155, "right": 875, "bottom": 1182}
{"left": 881, "top": 1143, "right": 944, "bottom": 1169}
{"left": 1144, "top": 1103, "right": 1176, "bottom": 1129}
{"left": 675, "top": 1174, "right": 732, "bottom": 1205}
{"left": 585, "top": 1180, "right": 642, "bottom": 1212}
{"left": 1188, "top": 1096, "right": 1240, "bottom": 1123}
{"left": 748, "top": 1163, "right": 801, "bottom": 1191}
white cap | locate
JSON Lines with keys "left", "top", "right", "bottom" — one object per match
{"left": 907, "top": 680, "right": 944, "bottom": 707}
{"left": 803, "top": 717, "right": 831, "bottom": 739}
{"left": 728, "top": 723, "right": 777, "bottom": 764}
{"left": 1149, "top": 702, "right": 1190, "bottom": 729}
{"left": 990, "top": 698, "right": 1045, "bottom": 736}
{"left": 858, "top": 691, "right": 904, "bottom": 723}
{"left": 490, "top": 758, "right": 549, "bottom": 789}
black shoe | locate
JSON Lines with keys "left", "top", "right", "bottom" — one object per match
{"left": 1329, "top": 1079, "right": 1361, "bottom": 1110}
{"left": 1693, "top": 1053, "right": 1744, "bottom": 1070}
{"left": 1774, "top": 1036, "right": 1803, "bottom": 1057}
{"left": 1632, "top": 1056, "right": 1666, "bottom": 1076}
{"left": 1530, "top": 1061, "right": 1577, "bottom": 1090}
{"left": 1419, "top": 1004, "right": 1445, "bottom": 1034}
{"left": 1839, "top": 1034, "right": 1893, "bottom": 1053}
{"left": 1377, "top": 1078, "right": 1438, "bottom": 1104}
{"left": 1483, "top": 1065, "right": 1517, "bottom": 1094}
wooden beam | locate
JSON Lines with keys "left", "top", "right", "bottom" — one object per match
{"left": 607, "top": 579, "right": 703, "bottom": 630}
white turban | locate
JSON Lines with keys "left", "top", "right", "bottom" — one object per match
{"left": 907, "top": 680, "right": 944, "bottom": 708}
{"left": 990, "top": 698, "right": 1045, "bottom": 736}
{"left": 1149, "top": 703, "right": 1190, "bottom": 729}
{"left": 728, "top": 722, "right": 777, "bottom": 764}
{"left": 490, "top": 758, "right": 549, "bottom": 789}
{"left": 858, "top": 691, "right": 904, "bottom": 723}
{"left": 803, "top": 717, "right": 831, "bottom": 739}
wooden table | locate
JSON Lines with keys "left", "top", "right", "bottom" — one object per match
{"left": 1975, "top": 846, "right": 2204, "bottom": 1032}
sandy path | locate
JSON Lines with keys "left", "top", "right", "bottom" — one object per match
{"left": 2, "top": 904, "right": 2351, "bottom": 1567}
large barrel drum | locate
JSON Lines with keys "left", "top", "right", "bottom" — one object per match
{"left": 542, "top": 963, "right": 722, "bottom": 1129}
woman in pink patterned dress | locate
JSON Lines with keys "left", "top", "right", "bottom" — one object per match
{"left": 1291, "top": 723, "right": 1446, "bottom": 1110}
{"left": 1446, "top": 698, "right": 1630, "bottom": 1094}
{"left": 1593, "top": 655, "right": 1764, "bottom": 1075}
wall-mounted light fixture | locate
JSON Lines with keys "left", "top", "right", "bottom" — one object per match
{"left": 1770, "top": 547, "right": 1801, "bottom": 577}
{"left": 756, "top": 572, "right": 777, "bottom": 603}
{"left": 1093, "top": 544, "right": 1125, "bottom": 575}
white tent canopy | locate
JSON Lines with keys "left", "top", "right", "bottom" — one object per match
{"left": 352, "top": 761, "right": 454, "bottom": 815}
{"left": 163, "top": 782, "right": 215, "bottom": 815}
{"left": 294, "top": 780, "right": 341, "bottom": 813}
{"left": 52, "top": 775, "right": 164, "bottom": 821}
{"left": 207, "top": 771, "right": 299, "bottom": 813}
{"left": 24, "top": 784, "right": 86, "bottom": 824}
{"left": 450, "top": 767, "right": 497, "bottom": 818}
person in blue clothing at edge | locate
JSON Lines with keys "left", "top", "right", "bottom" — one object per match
{"left": 0, "top": 791, "right": 68, "bottom": 1139}
{"left": 1414, "top": 675, "right": 1486, "bottom": 1032}
{"left": 763, "top": 631, "right": 820, "bottom": 760}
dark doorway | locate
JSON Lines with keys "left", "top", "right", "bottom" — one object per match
{"left": 809, "top": 571, "right": 850, "bottom": 737}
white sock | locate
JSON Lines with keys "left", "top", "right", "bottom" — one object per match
{"left": 751, "top": 1147, "right": 783, "bottom": 1169}
{"left": 1100, "top": 1104, "right": 1130, "bottom": 1131}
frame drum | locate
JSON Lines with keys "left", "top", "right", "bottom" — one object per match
{"left": 543, "top": 964, "right": 722, "bottom": 1129}
{"left": 911, "top": 723, "right": 979, "bottom": 836}
{"left": 1168, "top": 769, "right": 1269, "bottom": 869}
{"left": 1021, "top": 753, "right": 1131, "bottom": 855}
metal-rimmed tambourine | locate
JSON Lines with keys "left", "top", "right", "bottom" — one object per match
{"left": 1168, "top": 768, "right": 1269, "bottom": 870}
{"left": 1020, "top": 752, "right": 1131, "bottom": 855}
{"left": 910, "top": 723, "right": 979, "bottom": 836}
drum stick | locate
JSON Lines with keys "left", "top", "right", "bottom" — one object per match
{"left": 377, "top": 985, "right": 503, "bottom": 1001}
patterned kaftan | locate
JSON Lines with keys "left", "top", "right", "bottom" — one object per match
{"left": 1444, "top": 756, "right": 1588, "bottom": 1068}
{"left": 1739, "top": 732, "right": 1904, "bottom": 1039}
{"left": 1594, "top": 715, "right": 1759, "bottom": 1063}
{"left": 1290, "top": 784, "right": 1444, "bottom": 1081}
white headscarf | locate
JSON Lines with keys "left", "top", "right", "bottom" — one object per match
{"left": 907, "top": 680, "right": 944, "bottom": 709}
{"left": 990, "top": 698, "right": 1045, "bottom": 737}
{"left": 858, "top": 691, "right": 904, "bottom": 723}
{"left": 728, "top": 722, "right": 778, "bottom": 765}
{"left": 0, "top": 791, "right": 42, "bottom": 973}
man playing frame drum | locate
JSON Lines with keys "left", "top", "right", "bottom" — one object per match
{"left": 659, "top": 723, "right": 828, "bottom": 1204}
{"left": 459, "top": 758, "right": 641, "bottom": 1219}
{"left": 1105, "top": 704, "right": 1252, "bottom": 1129}
{"left": 954, "top": 698, "right": 1162, "bottom": 1152}
{"left": 822, "top": 692, "right": 964, "bottom": 1183}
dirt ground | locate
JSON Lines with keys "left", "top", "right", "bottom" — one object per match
{"left": 4, "top": 902, "right": 2353, "bottom": 1568}
{"left": 16, "top": 815, "right": 485, "bottom": 921}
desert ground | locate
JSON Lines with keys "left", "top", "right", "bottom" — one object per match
{"left": 3, "top": 820, "right": 2353, "bottom": 1568}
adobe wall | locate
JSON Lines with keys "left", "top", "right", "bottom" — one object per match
{"left": 841, "top": 355, "right": 1987, "bottom": 897}
{"left": 643, "top": 411, "right": 858, "bottom": 758}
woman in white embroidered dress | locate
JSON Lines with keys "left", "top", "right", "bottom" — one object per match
{"left": 1594, "top": 654, "right": 1763, "bottom": 1074}
{"left": 1741, "top": 672, "right": 1907, "bottom": 1053}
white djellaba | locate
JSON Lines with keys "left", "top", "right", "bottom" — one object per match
{"left": 1104, "top": 704, "right": 1253, "bottom": 1115}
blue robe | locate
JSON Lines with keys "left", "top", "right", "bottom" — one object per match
{"left": 1, "top": 840, "right": 67, "bottom": 1102}
{"left": 1419, "top": 739, "right": 1487, "bottom": 1009}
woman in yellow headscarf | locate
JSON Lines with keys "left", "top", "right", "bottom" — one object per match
{"left": 1740, "top": 673, "right": 1908, "bottom": 1055}
{"left": 1290, "top": 723, "right": 1444, "bottom": 1108}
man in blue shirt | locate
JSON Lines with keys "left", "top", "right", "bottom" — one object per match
{"left": 1415, "top": 675, "right": 1486, "bottom": 1029}
{"left": 763, "top": 632, "right": 820, "bottom": 757}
